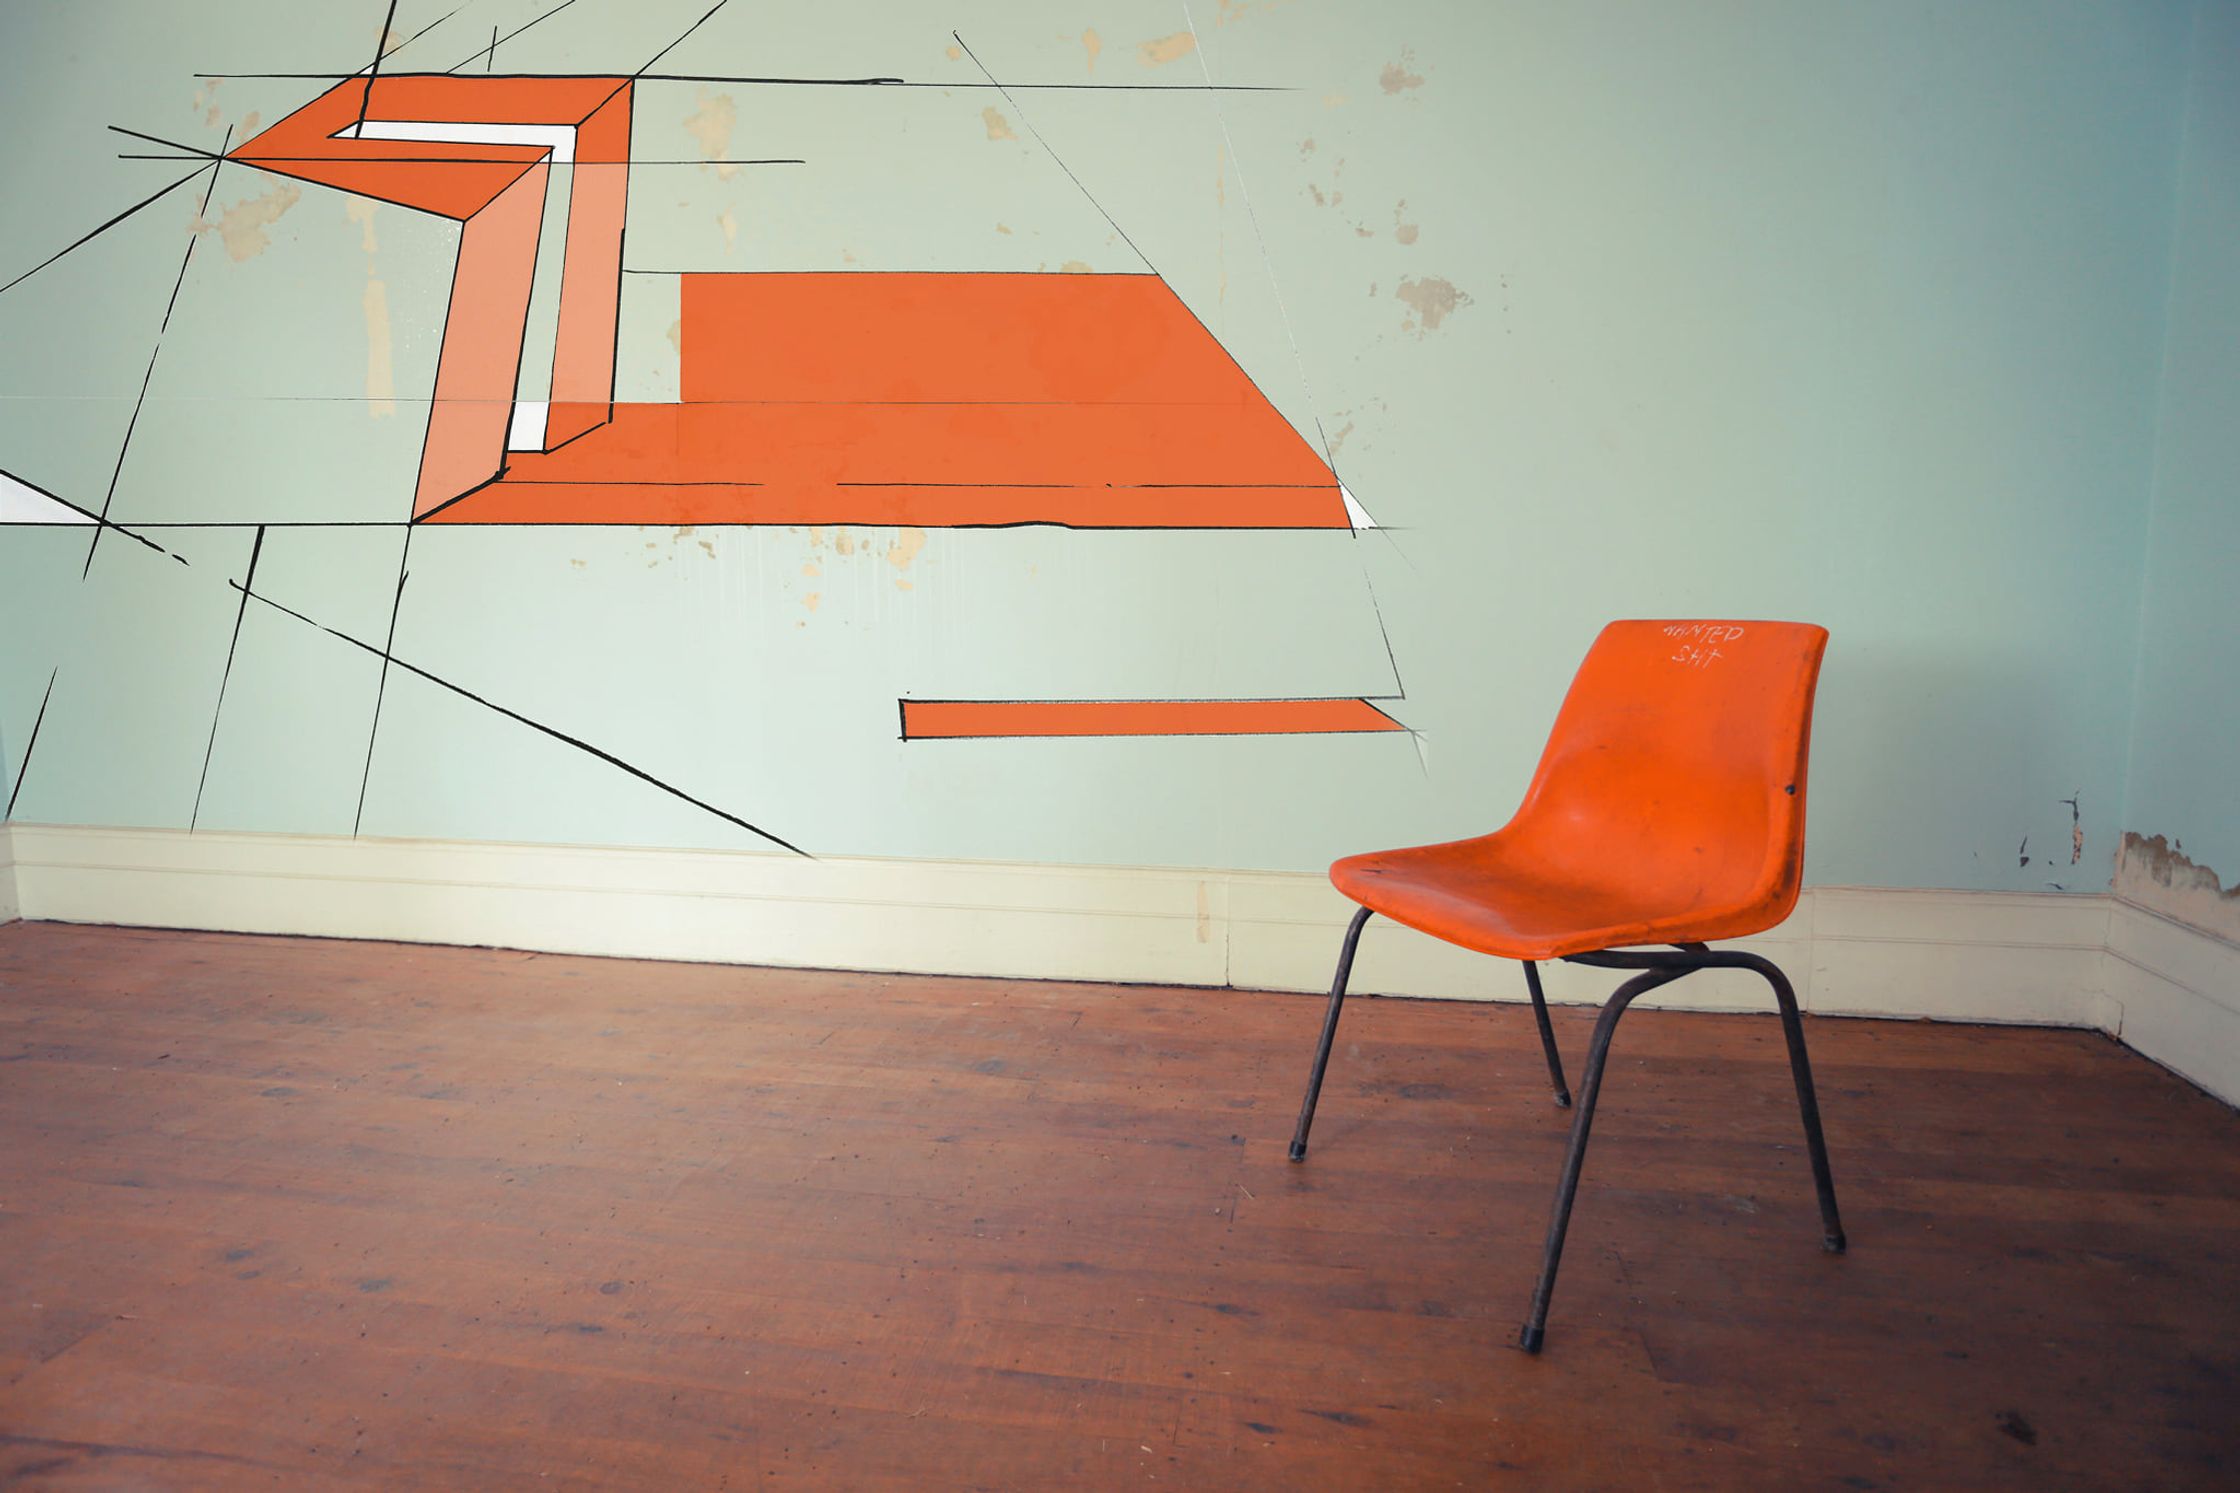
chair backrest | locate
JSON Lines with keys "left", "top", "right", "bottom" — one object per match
{"left": 1503, "top": 620, "right": 1830, "bottom": 930}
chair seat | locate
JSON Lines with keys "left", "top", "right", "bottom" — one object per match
{"left": 1330, "top": 834, "right": 1777, "bottom": 961}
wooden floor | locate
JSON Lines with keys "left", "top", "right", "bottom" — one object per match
{"left": 1, "top": 924, "right": 2235, "bottom": 1490}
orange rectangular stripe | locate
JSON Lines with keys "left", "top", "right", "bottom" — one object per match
{"left": 901, "top": 699, "right": 1403, "bottom": 739}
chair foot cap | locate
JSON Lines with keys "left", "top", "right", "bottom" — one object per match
{"left": 1823, "top": 1231, "right": 1847, "bottom": 1255}
{"left": 1517, "top": 1325, "right": 1545, "bottom": 1355}
{"left": 1552, "top": 1090, "right": 1573, "bottom": 1109}
{"left": 1287, "top": 1141, "right": 1308, "bottom": 1163}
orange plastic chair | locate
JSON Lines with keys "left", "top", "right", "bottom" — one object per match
{"left": 1288, "top": 620, "right": 1845, "bottom": 1352}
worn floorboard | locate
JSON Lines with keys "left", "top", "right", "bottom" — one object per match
{"left": 0, "top": 921, "right": 2234, "bottom": 1489}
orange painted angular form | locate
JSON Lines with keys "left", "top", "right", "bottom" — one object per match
{"left": 438, "top": 273, "right": 1350, "bottom": 528}
{"left": 902, "top": 698, "right": 1404, "bottom": 739}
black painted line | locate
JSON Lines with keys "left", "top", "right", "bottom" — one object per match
{"left": 105, "top": 125, "right": 220, "bottom": 160}
{"left": 82, "top": 143, "right": 229, "bottom": 579}
{"left": 195, "top": 70, "right": 1291, "bottom": 92}
{"left": 3, "top": 669, "right": 59, "bottom": 821}
{"left": 951, "top": 32, "right": 1159, "bottom": 277}
{"left": 122, "top": 153, "right": 802, "bottom": 165}
{"left": 358, "top": 0, "right": 404, "bottom": 134}
{"left": 635, "top": 0, "right": 730, "bottom": 80}
{"left": 447, "top": 0, "right": 586, "bottom": 76}
{"left": 233, "top": 582, "right": 806, "bottom": 856}
{"left": 0, "top": 164, "right": 214, "bottom": 300}
{"left": 351, "top": 528, "right": 413, "bottom": 836}
{"left": 189, "top": 526, "right": 265, "bottom": 830}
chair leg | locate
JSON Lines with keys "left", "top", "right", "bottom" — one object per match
{"left": 1289, "top": 905, "right": 1374, "bottom": 1163}
{"left": 1518, "top": 966, "right": 1689, "bottom": 1354}
{"left": 1521, "top": 961, "right": 1572, "bottom": 1107}
{"left": 1732, "top": 951, "right": 1847, "bottom": 1253}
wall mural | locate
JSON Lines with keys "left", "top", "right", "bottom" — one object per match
{"left": 0, "top": 2, "right": 1419, "bottom": 865}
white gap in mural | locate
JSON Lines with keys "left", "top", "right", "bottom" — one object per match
{"left": 1340, "top": 482, "right": 1378, "bottom": 530}
{"left": 1, "top": 469, "right": 93, "bottom": 524}
{"left": 335, "top": 119, "right": 580, "bottom": 453}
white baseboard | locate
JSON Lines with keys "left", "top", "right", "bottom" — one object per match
{"left": 1, "top": 821, "right": 2230, "bottom": 1103}
{"left": 2102, "top": 898, "right": 2240, "bottom": 1104}
{"left": 0, "top": 822, "right": 17, "bottom": 925}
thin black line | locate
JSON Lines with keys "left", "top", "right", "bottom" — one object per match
{"left": 2, "top": 465, "right": 180, "bottom": 557}
{"left": 903, "top": 730, "right": 1402, "bottom": 741}
{"left": 123, "top": 153, "right": 805, "bottom": 166}
{"left": 486, "top": 25, "right": 498, "bottom": 71}
{"left": 220, "top": 166, "right": 533, "bottom": 222}
{"left": 493, "top": 155, "right": 551, "bottom": 467}
{"left": 358, "top": 0, "right": 404, "bottom": 134}
{"left": 951, "top": 33, "right": 1159, "bottom": 276}
{"left": 189, "top": 526, "right": 265, "bottom": 831}
{"left": 622, "top": 266, "right": 1145, "bottom": 277}
{"left": 4, "top": 670, "right": 59, "bottom": 821}
{"left": 0, "top": 165, "right": 213, "bottom": 299}
{"left": 464, "top": 479, "right": 1331, "bottom": 490}
{"left": 387, "top": 1, "right": 469, "bottom": 63}
{"left": 635, "top": 0, "right": 730, "bottom": 80}
{"left": 602, "top": 83, "right": 633, "bottom": 429}
{"left": 831, "top": 481, "right": 1338, "bottom": 490}
{"left": 84, "top": 137, "right": 229, "bottom": 579}
{"left": 1354, "top": 535, "right": 1406, "bottom": 699}
{"left": 194, "top": 70, "right": 1291, "bottom": 92}
{"left": 106, "top": 125, "right": 220, "bottom": 160}
{"left": 412, "top": 468, "right": 509, "bottom": 523}
{"left": 352, "top": 528, "right": 413, "bottom": 835}
{"left": 404, "top": 230, "right": 469, "bottom": 525}
{"left": 459, "top": 481, "right": 1326, "bottom": 492}
{"left": 78, "top": 516, "right": 1361, "bottom": 533}
{"left": 448, "top": 0, "right": 586, "bottom": 75}
{"left": 231, "top": 582, "right": 806, "bottom": 855}
{"left": 904, "top": 695, "right": 1403, "bottom": 706}
{"left": 419, "top": 513, "right": 1354, "bottom": 532}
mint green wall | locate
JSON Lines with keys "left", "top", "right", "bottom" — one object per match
{"left": 0, "top": 1, "right": 2209, "bottom": 891}
{"left": 2125, "top": 0, "right": 2240, "bottom": 885}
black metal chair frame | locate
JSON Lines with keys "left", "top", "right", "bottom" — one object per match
{"left": 1288, "top": 905, "right": 1846, "bottom": 1354}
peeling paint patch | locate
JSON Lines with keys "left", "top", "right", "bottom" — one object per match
{"left": 665, "top": 318, "right": 682, "bottom": 355}
{"left": 981, "top": 106, "right": 1017, "bottom": 142}
{"left": 1060, "top": 259, "right": 1092, "bottom": 273}
{"left": 1139, "top": 31, "right": 1198, "bottom": 67}
{"left": 802, "top": 592, "right": 821, "bottom": 612}
{"left": 1393, "top": 200, "right": 1419, "bottom": 245}
{"left": 1396, "top": 275, "right": 1470, "bottom": 334}
{"left": 345, "top": 198, "right": 380, "bottom": 254}
{"left": 1380, "top": 51, "right": 1426, "bottom": 94}
{"left": 344, "top": 199, "right": 394, "bottom": 418}
{"left": 2115, "top": 832, "right": 2240, "bottom": 942}
{"left": 361, "top": 277, "right": 395, "bottom": 418}
{"left": 717, "top": 209, "right": 738, "bottom": 254}
{"left": 200, "top": 183, "right": 302, "bottom": 261}
{"left": 1082, "top": 27, "right": 1103, "bottom": 72}
{"left": 684, "top": 90, "right": 740, "bottom": 180}
{"left": 886, "top": 527, "right": 926, "bottom": 589}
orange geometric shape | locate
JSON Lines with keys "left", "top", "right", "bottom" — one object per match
{"left": 429, "top": 272, "right": 1349, "bottom": 528}
{"left": 415, "top": 161, "right": 548, "bottom": 513}
{"left": 900, "top": 699, "right": 1404, "bottom": 739}
{"left": 1329, "top": 621, "right": 1829, "bottom": 960}
{"left": 232, "top": 76, "right": 634, "bottom": 514}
